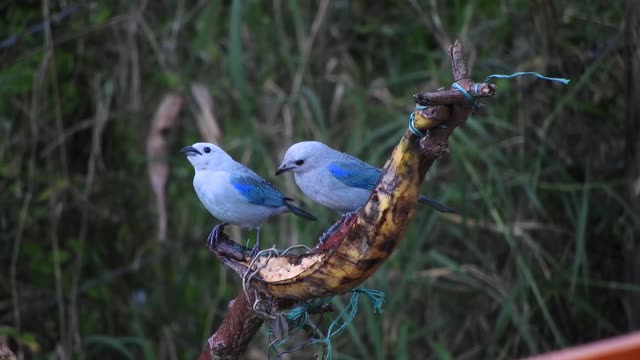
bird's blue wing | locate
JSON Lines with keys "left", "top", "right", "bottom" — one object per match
{"left": 229, "top": 174, "right": 286, "bottom": 208}
{"left": 327, "top": 159, "right": 381, "bottom": 190}
{"left": 328, "top": 158, "right": 455, "bottom": 213}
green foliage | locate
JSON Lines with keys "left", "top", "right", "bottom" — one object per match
{"left": 0, "top": 1, "right": 634, "bottom": 359}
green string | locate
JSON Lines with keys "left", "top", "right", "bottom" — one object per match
{"left": 278, "top": 288, "right": 385, "bottom": 360}
{"left": 286, "top": 302, "right": 310, "bottom": 327}
{"left": 313, "top": 288, "right": 385, "bottom": 360}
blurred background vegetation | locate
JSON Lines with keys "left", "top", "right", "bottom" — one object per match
{"left": 1, "top": 0, "right": 637, "bottom": 359}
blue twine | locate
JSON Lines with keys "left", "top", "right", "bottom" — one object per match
{"left": 451, "top": 82, "right": 475, "bottom": 103}
{"left": 483, "top": 71, "right": 570, "bottom": 85}
{"left": 447, "top": 71, "right": 570, "bottom": 114}
{"left": 408, "top": 71, "right": 568, "bottom": 136}
{"left": 451, "top": 82, "right": 480, "bottom": 109}
{"left": 284, "top": 297, "right": 334, "bottom": 330}
{"left": 314, "top": 288, "right": 385, "bottom": 360}
{"left": 355, "top": 288, "right": 385, "bottom": 313}
{"left": 286, "top": 303, "right": 310, "bottom": 327}
{"left": 279, "top": 288, "right": 385, "bottom": 360}
{"left": 408, "top": 105, "right": 429, "bottom": 137}
{"left": 270, "top": 301, "right": 317, "bottom": 355}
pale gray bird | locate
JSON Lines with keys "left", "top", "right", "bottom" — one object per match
{"left": 181, "top": 142, "right": 316, "bottom": 254}
{"left": 276, "top": 141, "right": 454, "bottom": 214}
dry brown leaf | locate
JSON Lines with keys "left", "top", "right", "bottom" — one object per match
{"left": 191, "top": 83, "right": 222, "bottom": 144}
{"left": 146, "top": 94, "right": 184, "bottom": 242}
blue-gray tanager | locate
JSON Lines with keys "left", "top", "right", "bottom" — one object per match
{"left": 276, "top": 141, "right": 454, "bottom": 214}
{"left": 181, "top": 142, "right": 317, "bottom": 254}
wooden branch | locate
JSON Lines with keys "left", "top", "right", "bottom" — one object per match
{"left": 412, "top": 87, "right": 494, "bottom": 106}
{"left": 413, "top": 41, "right": 495, "bottom": 107}
{"left": 450, "top": 40, "right": 470, "bottom": 81}
{"left": 199, "top": 291, "right": 263, "bottom": 360}
{"left": 0, "top": 336, "right": 17, "bottom": 360}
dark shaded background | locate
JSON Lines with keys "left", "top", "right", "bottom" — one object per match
{"left": 1, "top": 1, "right": 637, "bottom": 359}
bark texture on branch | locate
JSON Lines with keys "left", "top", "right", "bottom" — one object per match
{"left": 198, "top": 291, "right": 263, "bottom": 360}
{"left": 0, "top": 337, "right": 17, "bottom": 360}
{"left": 413, "top": 42, "right": 495, "bottom": 107}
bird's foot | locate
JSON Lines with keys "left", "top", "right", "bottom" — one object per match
{"left": 319, "top": 221, "right": 341, "bottom": 244}
{"left": 207, "top": 223, "right": 228, "bottom": 250}
{"left": 249, "top": 238, "right": 261, "bottom": 259}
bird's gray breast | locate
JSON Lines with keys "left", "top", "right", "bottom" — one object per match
{"left": 193, "top": 171, "right": 284, "bottom": 228}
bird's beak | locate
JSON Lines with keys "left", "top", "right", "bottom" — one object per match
{"left": 275, "top": 162, "right": 292, "bottom": 175}
{"left": 180, "top": 146, "right": 202, "bottom": 156}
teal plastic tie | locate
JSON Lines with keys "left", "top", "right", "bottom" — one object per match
{"left": 446, "top": 71, "right": 569, "bottom": 112}
{"left": 451, "top": 82, "right": 479, "bottom": 109}
{"left": 483, "top": 71, "right": 570, "bottom": 85}
{"left": 408, "top": 105, "right": 429, "bottom": 137}
{"left": 452, "top": 82, "right": 474, "bottom": 103}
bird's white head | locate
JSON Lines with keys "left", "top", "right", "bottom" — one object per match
{"left": 276, "top": 141, "right": 332, "bottom": 175}
{"left": 180, "top": 142, "right": 232, "bottom": 171}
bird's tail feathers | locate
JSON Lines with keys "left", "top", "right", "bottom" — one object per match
{"left": 418, "top": 194, "right": 456, "bottom": 213}
{"left": 285, "top": 201, "right": 318, "bottom": 221}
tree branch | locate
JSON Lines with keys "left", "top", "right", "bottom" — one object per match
{"left": 413, "top": 41, "right": 495, "bottom": 106}
{"left": 199, "top": 291, "right": 263, "bottom": 360}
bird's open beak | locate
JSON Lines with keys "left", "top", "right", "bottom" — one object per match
{"left": 180, "top": 146, "right": 202, "bottom": 156}
{"left": 275, "top": 163, "right": 292, "bottom": 175}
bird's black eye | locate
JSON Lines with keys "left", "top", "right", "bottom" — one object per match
{"left": 295, "top": 159, "right": 304, "bottom": 166}
{"left": 204, "top": 147, "right": 211, "bottom": 153}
